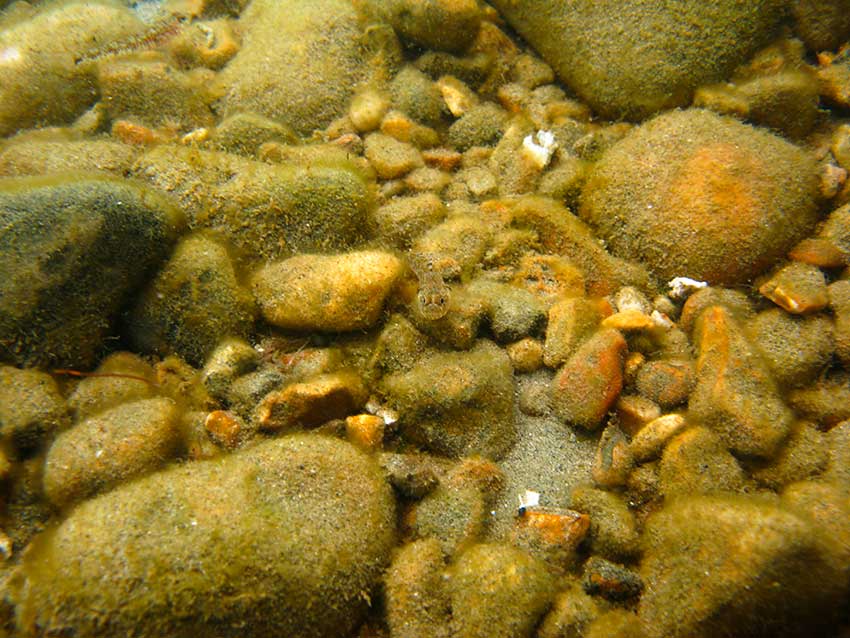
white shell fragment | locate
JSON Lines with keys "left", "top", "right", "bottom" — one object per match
{"left": 522, "top": 130, "right": 558, "bottom": 169}
{"left": 668, "top": 276, "right": 708, "bottom": 300}
{"left": 365, "top": 397, "right": 399, "bottom": 426}
{"left": 517, "top": 489, "right": 541, "bottom": 512}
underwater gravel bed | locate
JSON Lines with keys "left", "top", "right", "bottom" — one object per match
{"left": 1, "top": 0, "right": 850, "bottom": 636}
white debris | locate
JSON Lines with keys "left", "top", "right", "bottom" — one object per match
{"left": 517, "top": 489, "right": 540, "bottom": 513}
{"left": 651, "top": 309, "right": 675, "bottom": 330}
{"left": 668, "top": 276, "right": 708, "bottom": 300}
{"left": 0, "top": 47, "right": 22, "bottom": 65}
{"left": 522, "top": 130, "right": 558, "bottom": 169}
{"left": 365, "top": 397, "right": 398, "bottom": 426}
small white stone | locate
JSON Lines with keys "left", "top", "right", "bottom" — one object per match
{"left": 668, "top": 276, "right": 708, "bottom": 300}
{"left": 651, "top": 310, "right": 674, "bottom": 329}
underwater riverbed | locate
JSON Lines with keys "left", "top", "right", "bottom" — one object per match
{"left": 1, "top": 0, "right": 850, "bottom": 636}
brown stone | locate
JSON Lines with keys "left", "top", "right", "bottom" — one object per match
{"left": 551, "top": 329, "right": 627, "bottom": 429}
{"left": 255, "top": 372, "right": 368, "bottom": 431}
{"left": 345, "top": 414, "right": 386, "bottom": 451}
{"left": 689, "top": 305, "right": 793, "bottom": 458}
{"left": 759, "top": 262, "right": 829, "bottom": 314}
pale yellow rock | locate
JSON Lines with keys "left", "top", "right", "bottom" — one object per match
{"left": 252, "top": 251, "right": 404, "bottom": 331}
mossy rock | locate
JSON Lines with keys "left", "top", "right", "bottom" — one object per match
{"left": 0, "top": 174, "right": 183, "bottom": 368}
{"left": 11, "top": 434, "right": 396, "bottom": 638}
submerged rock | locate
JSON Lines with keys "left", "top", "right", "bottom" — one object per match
{"left": 133, "top": 145, "right": 371, "bottom": 261}
{"left": 128, "top": 233, "right": 255, "bottom": 366}
{"left": 12, "top": 434, "right": 396, "bottom": 638}
{"left": 251, "top": 250, "right": 403, "bottom": 332}
{"left": 581, "top": 109, "right": 820, "bottom": 285}
{"left": 489, "top": 0, "right": 783, "bottom": 120}
{"left": 218, "top": 0, "right": 377, "bottom": 136}
{"left": 0, "top": 2, "right": 144, "bottom": 137}
{"left": 0, "top": 366, "right": 69, "bottom": 452}
{"left": 0, "top": 174, "right": 183, "bottom": 368}
{"left": 639, "top": 494, "right": 848, "bottom": 638}
{"left": 381, "top": 340, "right": 516, "bottom": 459}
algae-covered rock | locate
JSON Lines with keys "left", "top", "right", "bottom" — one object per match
{"left": 252, "top": 250, "right": 403, "bottom": 332}
{"left": 218, "top": 0, "right": 375, "bottom": 136}
{"left": 362, "top": 0, "right": 482, "bottom": 53}
{"left": 13, "top": 434, "right": 397, "bottom": 638}
{"left": 381, "top": 340, "right": 516, "bottom": 459}
{"left": 385, "top": 539, "right": 451, "bottom": 638}
{"left": 133, "top": 145, "right": 371, "bottom": 262}
{"left": 0, "top": 366, "right": 69, "bottom": 452}
{"left": 0, "top": 2, "right": 144, "bottom": 136}
{"left": 689, "top": 305, "right": 794, "bottom": 458}
{"left": 639, "top": 495, "right": 847, "bottom": 638}
{"left": 0, "top": 174, "right": 183, "bottom": 368}
{"left": 792, "top": 0, "right": 850, "bottom": 52}
{"left": 489, "top": 0, "right": 783, "bottom": 121}
{"left": 128, "top": 233, "right": 255, "bottom": 366}
{"left": 581, "top": 109, "right": 820, "bottom": 286}
{"left": 0, "top": 140, "right": 140, "bottom": 178}
{"left": 43, "top": 397, "right": 182, "bottom": 508}
{"left": 67, "top": 352, "right": 156, "bottom": 421}
{"left": 449, "top": 543, "right": 554, "bottom": 638}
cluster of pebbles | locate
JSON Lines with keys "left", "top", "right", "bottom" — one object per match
{"left": 2, "top": 0, "right": 850, "bottom": 636}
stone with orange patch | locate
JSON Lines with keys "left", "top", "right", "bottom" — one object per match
{"left": 580, "top": 109, "right": 820, "bottom": 285}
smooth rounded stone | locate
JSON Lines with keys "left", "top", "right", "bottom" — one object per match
{"left": 211, "top": 112, "right": 297, "bottom": 156}
{"left": 639, "top": 495, "right": 848, "bottom": 638}
{"left": 449, "top": 543, "right": 554, "bottom": 638}
{"left": 0, "top": 2, "right": 144, "bottom": 136}
{"left": 659, "top": 427, "right": 746, "bottom": 497}
{"left": 629, "top": 413, "right": 687, "bottom": 463}
{"left": 380, "top": 340, "right": 516, "bottom": 459}
{"left": 0, "top": 174, "right": 183, "bottom": 368}
{"left": 364, "top": 133, "right": 424, "bottom": 179}
{"left": 371, "top": 193, "right": 446, "bottom": 249}
{"left": 543, "top": 297, "right": 606, "bottom": 368}
{"left": 580, "top": 109, "right": 820, "bottom": 286}
{"left": 12, "top": 434, "right": 397, "bottom": 638}
{"left": 489, "top": 0, "right": 782, "bottom": 121}
{"left": 446, "top": 103, "right": 509, "bottom": 151}
{"left": 385, "top": 539, "right": 451, "bottom": 638}
{"left": 679, "top": 286, "right": 754, "bottom": 335}
{"left": 0, "top": 140, "right": 140, "bottom": 178}
{"left": 362, "top": 0, "right": 481, "bottom": 53}
{"left": 133, "top": 145, "right": 371, "bottom": 262}
{"left": 410, "top": 482, "right": 490, "bottom": 557}
{"left": 252, "top": 251, "right": 403, "bottom": 332}
{"left": 390, "top": 66, "right": 446, "bottom": 127}
{"left": 689, "top": 305, "right": 794, "bottom": 459}
{"left": 536, "top": 584, "right": 600, "bottom": 638}
{"left": 635, "top": 360, "right": 695, "bottom": 408}
{"left": 0, "top": 366, "right": 69, "bottom": 452}
{"left": 750, "top": 421, "right": 827, "bottom": 490}
{"left": 788, "top": 373, "right": 850, "bottom": 428}
{"left": 505, "top": 338, "right": 543, "bottom": 373}
{"left": 98, "top": 57, "right": 215, "bottom": 130}
{"left": 467, "top": 279, "right": 547, "bottom": 343}
{"left": 200, "top": 338, "right": 260, "bottom": 402}
{"left": 43, "top": 397, "right": 181, "bottom": 508}
{"left": 127, "top": 233, "right": 255, "bottom": 366}
{"left": 67, "top": 352, "right": 156, "bottom": 421}
{"left": 569, "top": 485, "right": 640, "bottom": 562}
{"left": 551, "top": 329, "right": 627, "bottom": 430}
{"left": 791, "top": 0, "right": 850, "bottom": 52}
{"left": 749, "top": 308, "right": 834, "bottom": 389}
{"left": 217, "top": 0, "right": 374, "bottom": 136}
